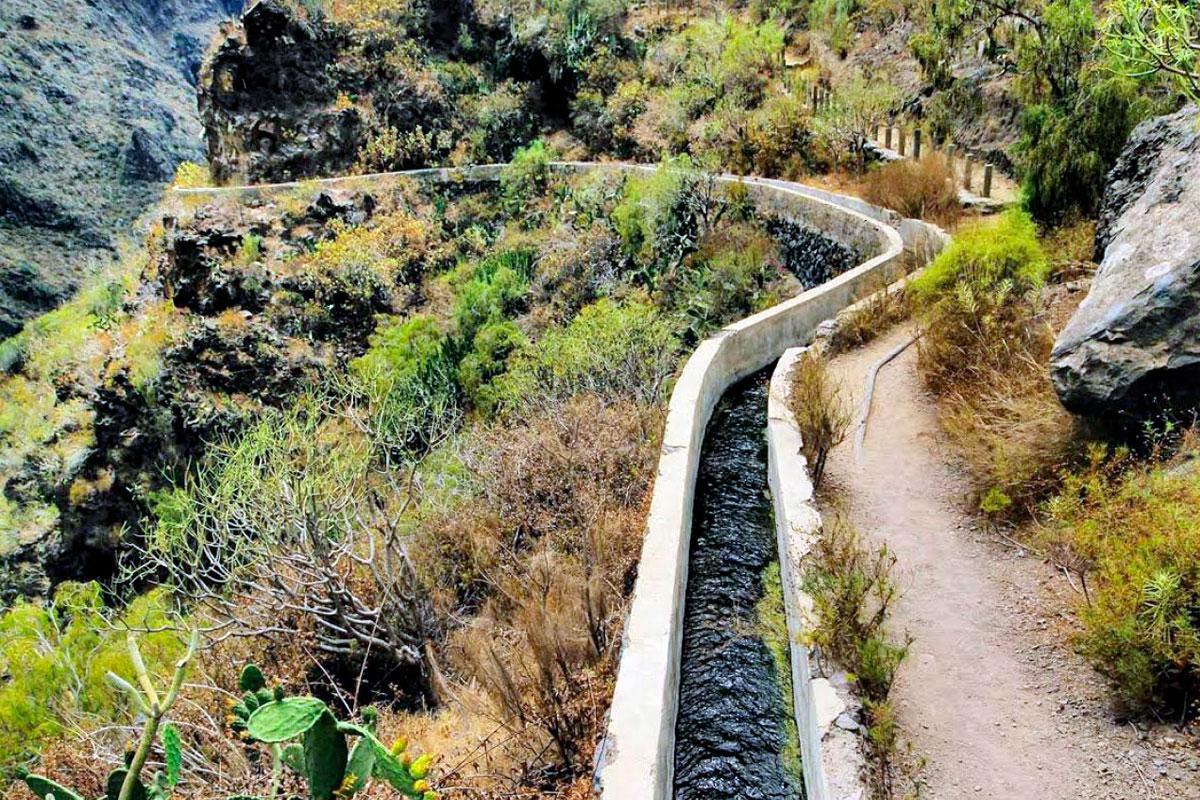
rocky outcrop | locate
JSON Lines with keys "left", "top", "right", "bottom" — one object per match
{"left": 1051, "top": 104, "right": 1200, "bottom": 417}
{"left": 199, "top": 1, "right": 469, "bottom": 184}
{"left": 0, "top": 0, "right": 243, "bottom": 336}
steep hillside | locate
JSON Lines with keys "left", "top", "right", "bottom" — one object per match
{"left": 0, "top": 0, "right": 242, "bottom": 336}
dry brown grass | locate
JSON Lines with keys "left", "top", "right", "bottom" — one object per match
{"left": 830, "top": 284, "right": 911, "bottom": 354}
{"left": 862, "top": 155, "right": 961, "bottom": 225}
{"left": 917, "top": 283, "right": 1082, "bottom": 516}
{"left": 788, "top": 351, "right": 852, "bottom": 489}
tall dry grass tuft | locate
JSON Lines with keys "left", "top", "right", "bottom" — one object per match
{"left": 830, "top": 285, "right": 911, "bottom": 354}
{"left": 862, "top": 154, "right": 961, "bottom": 225}
{"left": 788, "top": 351, "right": 852, "bottom": 490}
{"left": 914, "top": 212, "right": 1081, "bottom": 516}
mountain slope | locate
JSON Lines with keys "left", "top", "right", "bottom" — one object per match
{"left": 0, "top": 0, "right": 242, "bottom": 336}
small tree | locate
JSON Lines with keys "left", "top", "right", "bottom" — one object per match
{"left": 131, "top": 384, "right": 456, "bottom": 702}
{"left": 813, "top": 71, "right": 901, "bottom": 172}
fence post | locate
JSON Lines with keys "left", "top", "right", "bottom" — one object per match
{"left": 946, "top": 143, "right": 957, "bottom": 170}
{"left": 963, "top": 158, "right": 974, "bottom": 191}
{"left": 912, "top": 128, "right": 922, "bottom": 160}
{"left": 897, "top": 127, "right": 906, "bottom": 157}
{"left": 885, "top": 125, "right": 893, "bottom": 150}
{"left": 811, "top": 84, "right": 819, "bottom": 111}
{"left": 983, "top": 163, "right": 994, "bottom": 198}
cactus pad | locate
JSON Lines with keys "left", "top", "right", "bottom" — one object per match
{"left": 246, "top": 697, "right": 329, "bottom": 743}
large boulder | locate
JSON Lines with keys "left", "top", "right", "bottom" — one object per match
{"left": 1050, "top": 105, "right": 1200, "bottom": 417}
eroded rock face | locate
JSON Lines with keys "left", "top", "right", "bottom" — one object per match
{"left": 1050, "top": 105, "right": 1200, "bottom": 418}
{"left": 198, "top": 0, "right": 466, "bottom": 183}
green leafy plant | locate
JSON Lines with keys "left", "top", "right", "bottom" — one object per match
{"left": 1105, "top": 0, "right": 1200, "bottom": 102}
{"left": 233, "top": 663, "right": 436, "bottom": 800}
{"left": 19, "top": 630, "right": 198, "bottom": 800}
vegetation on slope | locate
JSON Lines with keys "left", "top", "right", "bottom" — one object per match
{"left": 0, "top": 153, "right": 856, "bottom": 797}
{"left": 912, "top": 210, "right": 1200, "bottom": 720}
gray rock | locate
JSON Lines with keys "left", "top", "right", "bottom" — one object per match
{"left": 1050, "top": 104, "right": 1200, "bottom": 417}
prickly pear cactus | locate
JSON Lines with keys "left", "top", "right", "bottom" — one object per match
{"left": 228, "top": 663, "right": 285, "bottom": 736}
{"left": 237, "top": 664, "right": 437, "bottom": 800}
{"left": 19, "top": 774, "right": 85, "bottom": 800}
{"left": 246, "top": 697, "right": 328, "bottom": 743}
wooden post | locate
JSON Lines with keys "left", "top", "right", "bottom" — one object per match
{"left": 811, "top": 84, "right": 819, "bottom": 111}
{"left": 897, "top": 127, "right": 906, "bottom": 157}
{"left": 912, "top": 128, "right": 922, "bottom": 160}
{"left": 946, "top": 143, "right": 957, "bottom": 169}
{"left": 885, "top": 125, "right": 893, "bottom": 150}
{"left": 963, "top": 158, "right": 974, "bottom": 191}
{"left": 983, "top": 163, "right": 994, "bottom": 198}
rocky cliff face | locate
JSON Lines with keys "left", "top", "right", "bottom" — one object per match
{"left": 199, "top": 1, "right": 484, "bottom": 184}
{"left": 1050, "top": 104, "right": 1200, "bottom": 418}
{"left": 0, "top": 0, "right": 242, "bottom": 337}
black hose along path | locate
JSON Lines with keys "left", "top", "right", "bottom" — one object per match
{"left": 673, "top": 370, "right": 803, "bottom": 800}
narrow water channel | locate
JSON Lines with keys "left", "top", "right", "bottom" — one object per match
{"left": 673, "top": 369, "right": 803, "bottom": 800}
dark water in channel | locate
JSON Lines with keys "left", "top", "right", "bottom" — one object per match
{"left": 673, "top": 370, "right": 803, "bottom": 800}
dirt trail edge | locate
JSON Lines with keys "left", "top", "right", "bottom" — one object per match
{"left": 821, "top": 324, "right": 1200, "bottom": 800}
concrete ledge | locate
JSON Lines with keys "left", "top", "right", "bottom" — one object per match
{"left": 595, "top": 174, "right": 907, "bottom": 800}
{"left": 767, "top": 348, "right": 868, "bottom": 800}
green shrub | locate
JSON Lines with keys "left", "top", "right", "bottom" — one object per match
{"left": 662, "top": 224, "right": 779, "bottom": 340}
{"left": 1017, "top": 71, "right": 1148, "bottom": 223}
{"left": 495, "top": 298, "right": 680, "bottom": 412}
{"left": 909, "top": 210, "right": 1049, "bottom": 302}
{"left": 350, "top": 315, "right": 458, "bottom": 452}
{"left": 1044, "top": 443, "right": 1200, "bottom": 713}
{"left": 450, "top": 250, "right": 535, "bottom": 348}
{"left": 611, "top": 157, "right": 705, "bottom": 283}
{"left": 171, "top": 161, "right": 211, "bottom": 189}
{"left": 456, "top": 320, "right": 527, "bottom": 415}
{"left": 0, "top": 583, "right": 184, "bottom": 771}
{"left": 499, "top": 140, "right": 552, "bottom": 215}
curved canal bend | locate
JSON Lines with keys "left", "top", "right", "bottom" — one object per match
{"left": 673, "top": 369, "right": 802, "bottom": 799}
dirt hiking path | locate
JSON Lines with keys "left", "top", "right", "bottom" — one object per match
{"left": 821, "top": 324, "right": 1200, "bottom": 800}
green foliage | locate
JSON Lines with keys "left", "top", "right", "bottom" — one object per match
{"left": 450, "top": 250, "right": 535, "bottom": 349}
{"left": 171, "top": 161, "right": 212, "bottom": 189}
{"left": 351, "top": 315, "right": 459, "bottom": 453}
{"left": 499, "top": 140, "right": 552, "bottom": 214}
{"left": 1043, "top": 445, "right": 1200, "bottom": 713}
{"left": 611, "top": 157, "right": 703, "bottom": 282}
{"left": 1104, "top": 0, "right": 1200, "bottom": 102}
{"left": 755, "top": 562, "right": 803, "bottom": 786}
{"left": 803, "top": 514, "right": 908, "bottom": 702}
{"left": 1017, "top": 70, "right": 1149, "bottom": 222}
{"left": 664, "top": 225, "right": 778, "bottom": 340}
{"left": 456, "top": 320, "right": 527, "bottom": 415}
{"left": 909, "top": 211, "right": 1049, "bottom": 302}
{"left": 0, "top": 583, "right": 184, "bottom": 771}
{"left": 495, "top": 298, "right": 681, "bottom": 412}
{"left": 19, "top": 630, "right": 198, "bottom": 800}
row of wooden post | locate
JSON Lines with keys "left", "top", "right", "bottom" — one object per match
{"left": 809, "top": 83, "right": 995, "bottom": 199}
{"left": 810, "top": 84, "right": 833, "bottom": 113}
{"left": 875, "top": 123, "right": 995, "bottom": 198}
